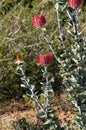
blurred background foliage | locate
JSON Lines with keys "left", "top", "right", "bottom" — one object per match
{"left": 0, "top": 0, "right": 86, "bottom": 100}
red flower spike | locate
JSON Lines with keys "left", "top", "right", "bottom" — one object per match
{"left": 68, "top": 0, "right": 82, "bottom": 9}
{"left": 36, "top": 53, "right": 53, "bottom": 65}
{"left": 32, "top": 14, "right": 46, "bottom": 27}
{"left": 37, "top": 54, "right": 45, "bottom": 65}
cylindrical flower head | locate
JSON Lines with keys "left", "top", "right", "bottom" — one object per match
{"left": 36, "top": 53, "right": 53, "bottom": 65}
{"left": 32, "top": 14, "right": 46, "bottom": 27}
{"left": 44, "top": 53, "right": 53, "bottom": 65}
{"left": 68, "top": 0, "right": 82, "bottom": 9}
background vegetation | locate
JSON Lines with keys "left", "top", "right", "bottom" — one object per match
{"left": 0, "top": 0, "right": 86, "bottom": 100}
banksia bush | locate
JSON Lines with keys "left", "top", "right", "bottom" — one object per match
{"left": 55, "top": 0, "right": 86, "bottom": 129}
{"left": 15, "top": 0, "right": 86, "bottom": 129}
{"left": 16, "top": 52, "right": 62, "bottom": 129}
{"left": 0, "top": 0, "right": 86, "bottom": 129}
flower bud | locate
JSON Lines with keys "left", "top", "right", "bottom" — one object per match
{"left": 15, "top": 53, "right": 23, "bottom": 65}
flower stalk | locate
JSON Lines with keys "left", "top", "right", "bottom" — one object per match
{"left": 41, "top": 29, "right": 62, "bottom": 65}
{"left": 44, "top": 66, "right": 49, "bottom": 116}
{"left": 55, "top": 2, "right": 65, "bottom": 41}
{"left": 66, "top": 8, "right": 79, "bottom": 41}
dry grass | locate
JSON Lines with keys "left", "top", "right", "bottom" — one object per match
{"left": 0, "top": 91, "right": 76, "bottom": 130}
